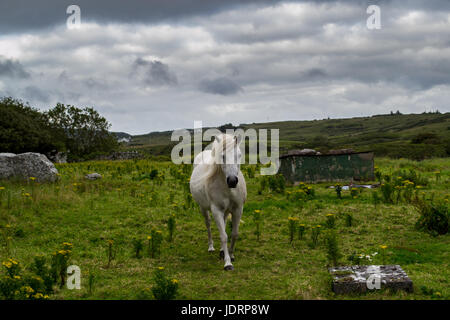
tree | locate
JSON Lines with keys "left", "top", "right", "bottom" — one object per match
{"left": 0, "top": 97, "right": 60, "bottom": 154}
{"left": 45, "top": 103, "right": 118, "bottom": 160}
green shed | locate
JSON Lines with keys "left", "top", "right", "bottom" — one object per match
{"left": 278, "top": 151, "right": 374, "bottom": 183}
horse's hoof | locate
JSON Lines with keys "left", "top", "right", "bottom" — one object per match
{"left": 208, "top": 247, "right": 215, "bottom": 252}
{"left": 231, "top": 256, "right": 235, "bottom": 262}
{"left": 224, "top": 265, "right": 234, "bottom": 271}
{"left": 219, "top": 250, "right": 224, "bottom": 260}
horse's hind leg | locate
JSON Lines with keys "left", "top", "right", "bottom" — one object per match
{"left": 201, "top": 207, "right": 214, "bottom": 252}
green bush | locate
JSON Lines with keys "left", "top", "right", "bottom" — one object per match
{"left": 151, "top": 267, "right": 179, "bottom": 300}
{"left": 325, "top": 231, "right": 341, "bottom": 266}
{"left": 414, "top": 199, "right": 449, "bottom": 236}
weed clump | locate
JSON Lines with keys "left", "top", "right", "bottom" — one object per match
{"left": 414, "top": 199, "right": 449, "bottom": 236}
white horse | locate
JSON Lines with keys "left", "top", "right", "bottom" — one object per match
{"left": 190, "top": 133, "right": 247, "bottom": 270}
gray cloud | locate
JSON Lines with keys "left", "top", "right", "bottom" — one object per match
{"left": 23, "top": 86, "right": 50, "bottom": 103}
{"left": 2, "top": 0, "right": 450, "bottom": 35}
{"left": 0, "top": 57, "right": 30, "bottom": 79}
{"left": 302, "top": 68, "right": 328, "bottom": 81}
{"left": 0, "top": 0, "right": 286, "bottom": 34}
{"left": 199, "top": 77, "right": 243, "bottom": 95}
{"left": 132, "top": 58, "right": 177, "bottom": 86}
{"left": 0, "top": 0, "right": 449, "bottom": 134}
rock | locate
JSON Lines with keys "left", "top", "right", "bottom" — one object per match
{"left": 46, "top": 150, "right": 68, "bottom": 164}
{"left": 85, "top": 173, "right": 102, "bottom": 180}
{"left": 0, "top": 152, "right": 59, "bottom": 182}
{"left": 329, "top": 265, "right": 413, "bottom": 294}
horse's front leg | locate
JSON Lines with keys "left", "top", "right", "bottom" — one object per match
{"left": 211, "top": 205, "right": 233, "bottom": 270}
{"left": 230, "top": 206, "right": 243, "bottom": 262}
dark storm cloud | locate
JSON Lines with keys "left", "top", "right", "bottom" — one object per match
{"left": 2, "top": 0, "right": 450, "bottom": 34}
{"left": 0, "top": 0, "right": 285, "bottom": 34}
{"left": 199, "top": 77, "right": 243, "bottom": 96}
{"left": 132, "top": 58, "right": 177, "bottom": 86}
{"left": 302, "top": 68, "right": 328, "bottom": 80}
{"left": 0, "top": 57, "right": 30, "bottom": 79}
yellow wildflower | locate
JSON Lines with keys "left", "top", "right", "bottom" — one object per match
{"left": 23, "top": 286, "right": 34, "bottom": 293}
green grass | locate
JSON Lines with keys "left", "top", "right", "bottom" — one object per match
{"left": 0, "top": 157, "right": 449, "bottom": 300}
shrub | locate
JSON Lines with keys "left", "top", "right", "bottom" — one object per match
{"left": 380, "top": 183, "right": 395, "bottom": 204}
{"left": 288, "top": 217, "right": 298, "bottom": 243}
{"left": 325, "top": 232, "right": 341, "bottom": 266}
{"left": 344, "top": 213, "right": 353, "bottom": 227}
{"left": 260, "top": 174, "right": 286, "bottom": 194}
{"left": 149, "top": 229, "right": 164, "bottom": 258}
{"left": 51, "top": 242, "right": 72, "bottom": 288}
{"left": 167, "top": 214, "right": 176, "bottom": 242}
{"left": 298, "top": 224, "right": 306, "bottom": 240}
{"left": 1, "top": 254, "right": 56, "bottom": 300}
{"left": 325, "top": 214, "right": 335, "bottom": 229}
{"left": 151, "top": 267, "right": 179, "bottom": 300}
{"left": 414, "top": 199, "right": 449, "bottom": 236}
{"left": 31, "top": 256, "right": 56, "bottom": 293}
{"left": 392, "top": 169, "right": 427, "bottom": 187}
{"left": 287, "top": 182, "right": 315, "bottom": 202}
{"left": 132, "top": 238, "right": 144, "bottom": 259}
{"left": 106, "top": 240, "right": 115, "bottom": 268}
{"left": 309, "top": 225, "right": 321, "bottom": 248}
{"left": 334, "top": 184, "right": 342, "bottom": 199}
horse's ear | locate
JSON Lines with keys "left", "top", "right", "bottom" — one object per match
{"left": 234, "top": 134, "right": 242, "bottom": 145}
{"left": 212, "top": 135, "right": 220, "bottom": 156}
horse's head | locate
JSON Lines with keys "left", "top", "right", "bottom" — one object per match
{"left": 212, "top": 134, "right": 242, "bottom": 188}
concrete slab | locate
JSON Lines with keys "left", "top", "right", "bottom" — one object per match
{"left": 329, "top": 265, "right": 413, "bottom": 294}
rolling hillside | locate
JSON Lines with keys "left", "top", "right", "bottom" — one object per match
{"left": 123, "top": 112, "right": 450, "bottom": 160}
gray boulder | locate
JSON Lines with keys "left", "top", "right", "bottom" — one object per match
{"left": 85, "top": 173, "right": 102, "bottom": 180}
{"left": 0, "top": 152, "right": 59, "bottom": 182}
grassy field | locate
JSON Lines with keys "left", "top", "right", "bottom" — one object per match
{"left": 0, "top": 157, "right": 449, "bottom": 300}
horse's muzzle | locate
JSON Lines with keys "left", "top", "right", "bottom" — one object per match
{"left": 227, "top": 176, "right": 238, "bottom": 188}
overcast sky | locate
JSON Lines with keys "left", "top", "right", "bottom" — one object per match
{"left": 1, "top": 0, "right": 449, "bottom": 134}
